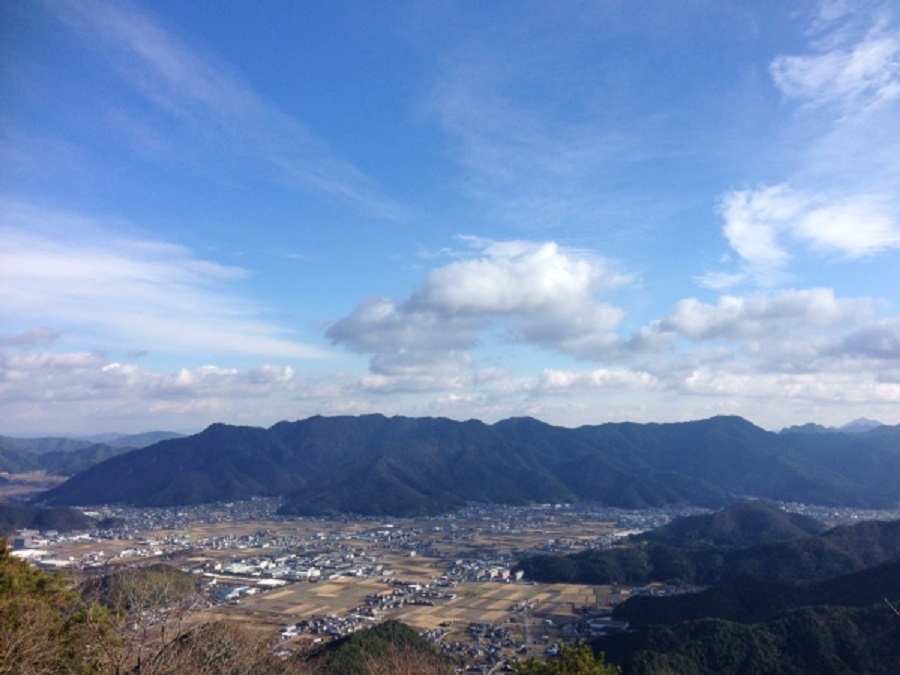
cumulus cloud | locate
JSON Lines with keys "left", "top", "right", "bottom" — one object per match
{"left": 835, "top": 319, "right": 900, "bottom": 359}
{"left": 538, "top": 368, "right": 658, "bottom": 391}
{"left": 329, "top": 239, "right": 629, "bottom": 365}
{"left": 0, "top": 199, "right": 327, "bottom": 359}
{"left": 654, "top": 288, "right": 875, "bottom": 341}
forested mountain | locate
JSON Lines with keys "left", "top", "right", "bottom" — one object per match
{"left": 0, "top": 435, "right": 95, "bottom": 454}
{"left": 0, "top": 442, "right": 132, "bottom": 476}
{"left": 43, "top": 414, "right": 900, "bottom": 516}
{"left": 633, "top": 500, "right": 826, "bottom": 548}
{"left": 518, "top": 513, "right": 900, "bottom": 586}
{"left": 0, "top": 446, "right": 40, "bottom": 473}
{"left": 596, "top": 603, "right": 900, "bottom": 675}
{"left": 78, "top": 431, "right": 183, "bottom": 448}
{"left": 614, "top": 557, "right": 900, "bottom": 627}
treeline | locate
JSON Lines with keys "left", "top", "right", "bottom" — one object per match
{"left": 518, "top": 511, "right": 900, "bottom": 587}
{"left": 596, "top": 604, "right": 900, "bottom": 675}
{"left": 0, "top": 503, "right": 95, "bottom": 536}
{"left": 614, "top": 557, "right": 900, "bottom": 627}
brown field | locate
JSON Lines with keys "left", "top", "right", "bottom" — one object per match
{"left": 196, "top": 575, "right": 610, "bottom": 643}
{"left": 0, "top": 471, "right": 66, "bottom": 500}
{"left": 197, "top": 576, "right": 392, "bottom": 631}
{"left": 386, "top": 582, "right": 606, "bottom": 631}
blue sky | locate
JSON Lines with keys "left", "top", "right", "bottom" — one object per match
{"left": 2, "top": 0, "right": 900, "bottom": 434}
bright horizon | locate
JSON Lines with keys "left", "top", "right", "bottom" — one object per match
{"left": 3, "top": 1, "right": 900, "bottom": 434}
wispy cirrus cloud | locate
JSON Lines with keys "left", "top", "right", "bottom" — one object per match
{"left": 44, "top": 0, "right": 410, "bottom": 222}
{"left": 702, "top": 2, "right": 900, "bottom": 286}
{"left": 771, "top": 18, "right": 900, "bottom": 109}
{"left": 0, "top": 199, "right": 327, "bottom": 359}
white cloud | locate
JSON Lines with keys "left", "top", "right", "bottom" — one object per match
{"left": 795, "top": 195, "right": 900, "bottom": 256}
{"left": 681, "top": 368, "right": 900, "bottom": 404}
{"left": 712, "top": 9, "right": 900, "bottom": 280}
{"left": 328, "top": 239, "right": 629, "bottom": 363}
{"left": 836, "top": 319, "right": 900, "bottom": 359}
{"left": 720, "top": 185, "right": 804, "bottom": 270}
{"left": 538, "top": 368, "right": 658, "bottom": 391}
{"left": 413, "top": 241, "right": 628, "bottom": 314}
{"left": 655, "top": 288, "right": 875, "bottom": 341}
{"left": 694, "top": 271, "right": 747, "bottom": 291}
{"left": 718, "top": 184, "right": 900, "bottom": 272}
{"left": 0, "top": 199, "right": 326, "bottom": 359}
{"left": 771, "top": 28, "right": 900, "bottom": 109}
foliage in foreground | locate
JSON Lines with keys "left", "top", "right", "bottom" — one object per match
{"left": 0, "top": 539, "right": 114, "bottom": 674}
{"left": 0, "top": 543, "right": 457, "bottom": 674}
{"left": 307, "top": 619, "right": 449, "bottom": 674}
{"left": 518, "top": 645, "right": 620, "bottom": 674}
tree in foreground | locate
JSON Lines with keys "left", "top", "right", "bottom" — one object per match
{"left": 517, "top": 645, "right": 621, "bottom": 675}
{"left": 0, "top": 539, "right": 114, "bottom": 674}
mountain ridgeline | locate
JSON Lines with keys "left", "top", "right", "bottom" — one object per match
{"left": 43, "top": 414, "right": 900, "bottom": 516}
{"left": 0, "top": 431, "right": 181, "bottom": 476}
{"left": 0, "top": 442, "right": 133, "bottom": 476}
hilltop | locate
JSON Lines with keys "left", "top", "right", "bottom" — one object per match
{"left": 633, "top": 500, "right": 826, "bottom": 549}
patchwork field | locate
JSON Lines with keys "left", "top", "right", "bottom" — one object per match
{"left": 201, "top": 576, "right": 390, "bottom": 626}
{"left": 387, "top": 582, "right": 606, "bottom": 630}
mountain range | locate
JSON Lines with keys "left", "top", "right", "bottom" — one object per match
{"left": 781, "top": 417, "right": 885, "bottom": 435}
{"left": 0, "top": 431, "right": 181, "bottom": 477}
{"left": 38, "top": 414, "right": 900, "bottom": 516}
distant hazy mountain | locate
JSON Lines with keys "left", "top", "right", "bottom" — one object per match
{"left": 839, "top": 417, "right": 885, "bottom": 433}
{"left": 781, "top": 417, "right": 885, "bottom": 435}
{"left": 0, "top": 442, "right": 133, "bottom": 476}
{"left": 43, "top": 414, "right": 900, "bottom": 515}
{"left": 78, "top": 431, "right": 183, "bottom": 448}
{"left": 0, "top": 446, "right": 40, "bottom": 474}
{"left": 0, "top": 435, "right": 95, "bottom": 454}
{"left": 0, "top": 432, "right": 180, "bottom": 476}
